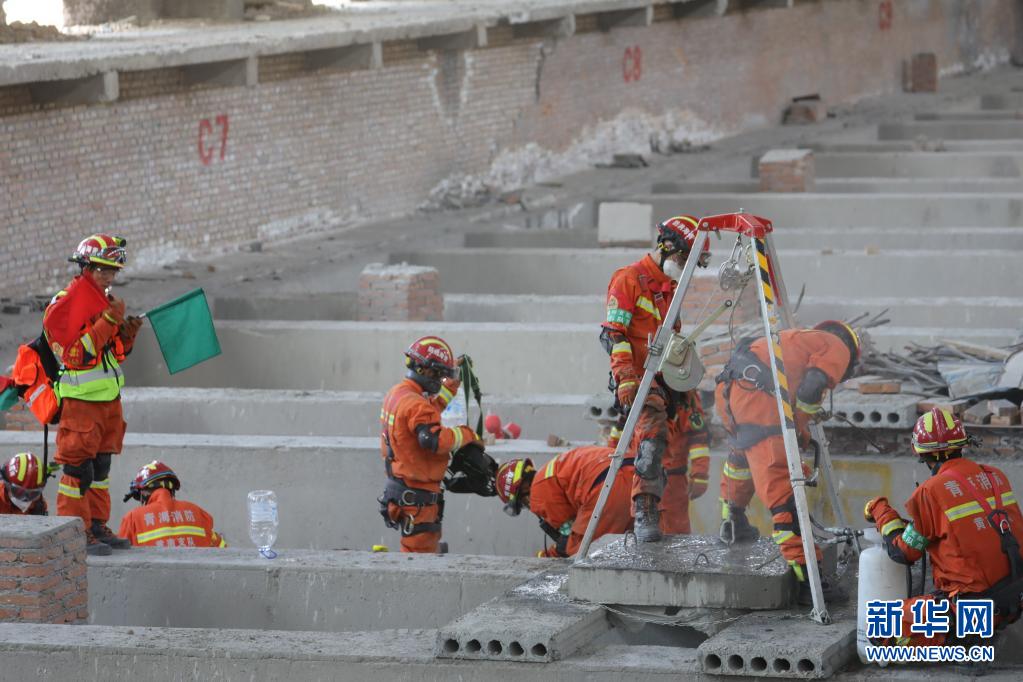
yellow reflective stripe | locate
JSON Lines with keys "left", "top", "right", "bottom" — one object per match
{"left": 136, "top": 525, "right": 208, "bottom": 544}
{"left": 688, "top": 446, "right": 710, "bottom": 461}
{"left": 439, "top": 385, "right": 454, "bottom": 403}
{"left": 944, "top": 494, "right": 1017, "bottom": 522}
{"left": 93, "top": 235, "right": 108, "bottom": 248}
{"left": 788, "top": 560, "right": 806, "bottom": 582}
{"left": 388, "top": 414, "right": 395, "bottom": 425}
{"left": 80, "top": 332, "right": 96, "bottom": 358}
{"left": 923, "top": 411, "right": 934, "bottom": 433}
{"left": 450, "top": 426, "right": 464, "bottom": 451}
{"left": 941, "top": 410, "right": 956, "bottom": 430}
{"left": 26, "top": 385, "right": 47, "bottom": 407}
{"left": 544, "top": 458, "right": 557, "bottom": 479}
{"left": 91, "top": 479, "right": 110, "bottom": 490}
{"left": 881, "top": 519, "right": 906, "bottom": 537}
{"left": 218, "top": 537, "right": 227, "bottom": 548}
{"left": 636, "top": 297, "right": 655, "bottom": 314}
{"left": 617, "top": 380, "right": 637, "bottom": 389}
{"left": 16, "top": 454, "right": 27, "bottom": 482}
{"left": 772, "top": 530, "right": 795, "bottom": 545}
{"left": 723, "top": 462, "right": 752, "bottom": 481}
{"left": 690, "top": 477, "right": 708, "bottom": 484}
{"left": 58, "top": 483, "right": 82, "bottom": 499}
{"left": 611, "top": 342, "right": 633, "bottom": 355}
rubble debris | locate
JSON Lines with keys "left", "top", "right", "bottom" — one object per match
{"left": 855, "top": 375, "right": 901, "bottom": 394}
{"left": 783, "top": 94, "right": 828, "bottom": 125}
{"left": 596, "top": 153, "right": 648, "bottom": 169}
{"left": 963, "top": 402, "right": 992, "bottom": 426}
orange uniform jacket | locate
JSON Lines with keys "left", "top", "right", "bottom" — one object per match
{"left": 871, "top": 458, "right": 1023, "bottom": 595}
{"left": 529, "top": 446, "right": 634, "bottom": 557}
{"left": 119, "top": 488, "right": 226, "bottom": 548}
{"left": 603, "top": 254, "right": 676, "bottom": 387}
{"left": 718, "top": 329, "right": 850, "bottom": 441}
{"left": 664, "top": 393, "right": 710, "bottom": 481}
{"left": 0, "top": 487, "right": 47, "bottom": 516}
{"left": 43, "top": 277, "right": 135, "bottom": 374}
{"left": 380, "top": 378, "right": 477, "bottom": 493}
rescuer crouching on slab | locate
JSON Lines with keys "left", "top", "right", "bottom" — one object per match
{"left": 497, "top": 446, "right": 635, "bottom": 558}
{"left": 0, "top": 452, "right": 48, "bottom": 516}
{"left": 119, "top": 460, "right": 226, "bottom": 548}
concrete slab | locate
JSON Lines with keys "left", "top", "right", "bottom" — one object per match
{"left": 444, "top": 293, "right": 604, "bottom": 323}
{"left": 598, "top": 202, "right": 654, "bottom": 247}
{"left": 568, "top": 535, "right": 794, "bottom": 609}
{"left": 770, "top": 227, "right": 1023, "bottom": 252}
{"left": 436, "top": 571, "right": 610, "bottom": 663}
{"left": 878, "top": 120, "right": 1023, "bottom": 140}
{"left": 626, "top": 194, "right": 1023, "bottom": 228}
{"left": 464, "top": 228, "right": 598, "bottom": 249}
{"left": 797, "top": 295, "right": 1023, "bottom": 332}
{"left": 213, "top": 293, "right": 358, "bottom": 320}
{"left": 814, "top": 152, "right": 1023, "bottom": 178}
{"left": 89, "top": 548, "right": 546, "bottom": 631}
{"left": 119, "top": 387, "right": 599, "bottom": 440}
{"left": 823, "top": 390, "right": 920, "bottom": 430}
{"left": 812, "top": 178, "right": 1023, "bottom": 193}
{"left": 697, "top": 610, "right": 856, "bottom": 678}
{"left": 0, "top": 623, "right": 703, "bottom": 681}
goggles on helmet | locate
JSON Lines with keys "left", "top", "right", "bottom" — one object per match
{"left": 6, "top": 482, "right": 42, "bottom": 512}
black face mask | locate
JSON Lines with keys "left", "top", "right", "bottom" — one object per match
{"left": 407, "top": 368, "right": 442, "bottom": 394}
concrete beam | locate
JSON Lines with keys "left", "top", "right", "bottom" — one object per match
{"left": 670, "top": 0, "right": 728, "bottom": 19}
{"left": 303, "top": 43, "right": 382, "bottom": 73}
{"left": 596, "top": 6, "right": 653, "bottom": 31}
{"left": 511, "top": 16, "right": 576, "bottom": 40}
{"left": 27, "top": 71, "right": 119, "bottom": 106}
{"left": 182, "top": 57, "right": 257, "bottom": 89}
{"left": 878, "top": 120, "right": 1023, "bottom": 140}
{"left": 981, "top": 92, "right": 1023, "bottom": 110}
{"left": 814, "top": 152, "right": 1023, "bottom": 179}
{"left": 89, "top": 549, "right": 546, "bottom": 630}
{"left": 698, "top": 611, "right": 856, "bottom": 678}
{"left": 437, "top": 572, "right": 610, "bottom": 663}
{"left": 568, "top": 535, "right": 794, "bottom": 609}
{"left": 417, "top": 24, "right": 488, "bottom": 52}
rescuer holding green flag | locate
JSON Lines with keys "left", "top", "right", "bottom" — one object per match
{"left": 43, "top": 234, "right": 140, "bottom": 555}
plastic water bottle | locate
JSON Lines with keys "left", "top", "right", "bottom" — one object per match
{"left": 857, "top": 527, "right": 905, "bottom": 665}
{"left": 441, "top": 390, "right": 467, "bottom": 428}
{"left": 247, "top": 490, "right": 278, "bottom": 559}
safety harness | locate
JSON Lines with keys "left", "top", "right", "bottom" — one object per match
{"left": 377, "top": 391, "right": 443, "bottom": 537}
{"left": 715, "top": 336, "right": 783, "bottom": 450}
{"left": 942, "top": 465, "right": 1023, "bottom": 624}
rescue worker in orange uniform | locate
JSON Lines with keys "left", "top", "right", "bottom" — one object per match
{"left": 865, "top": 409, "right": 1023, "bottom": 647}
{"left": 44, "top": 235, "right": 141, "bottom": 555}
{"left": 601, "top": 215, "right": 711, "bottom": 542}
{"left": 0, "top": 452, "right": 48, "bottom": 516}
{"left": 607, "top": 393, "right": 710, "bottom": 534}
{"left": 496, "top": 446, "right": 634, "bottom": 557}
{"left": 378, "top": 336, "right": 480, "bottom": 553}
{"left": 715, "top": 321, "right": 859, "bottom": 604}
{"left": 119, "top": 460, "right": 226, "bottom": 548}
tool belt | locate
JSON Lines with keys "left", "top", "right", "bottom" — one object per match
{"left": 716, "top": 337, "right": 783, "bottom": 450}
{"left": 378, "top": 477, "right": 444, "bottom": 536}
{"left": 664, "top": 465, "right": 687, "bottom": 477}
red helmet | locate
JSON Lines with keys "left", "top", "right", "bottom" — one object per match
{"left": 2, "top": 452, "right": 45, "bottom": 512}
{"left": 912, "top": 408, "right": 969, "bottom": 459}
{"left": 496, "top": 458, "right": 535, "bottom": 516}
{"left": 124, "top": 460, "right": 180, "bottom": 503}
{"left": 69, "top": 234, "right": 127, "bottom": 269}
{"left": 656, "top": 215, "right": 710, "bottom": 266}
{"left": 404, "top": 336, "right": 458, "bottom": 378}
{"left": 814, "top": 320, "right": 860, "bottom": 379}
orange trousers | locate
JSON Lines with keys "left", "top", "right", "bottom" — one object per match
{"left": 630, "top": 390, "right": 669, "bottom": 502}
{"left": 660, "top": 471, "right": 691, "bottom": 534}
{"left": 719, "top": 435, "right": 820, "bottom": 567}
{"left": 388, "top": 501, "right": 442, "bottom": 553}
{"left": 55, "top": 397, "right": 125, "bottom": 529}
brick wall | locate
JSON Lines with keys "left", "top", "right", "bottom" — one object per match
{"left": 759, "top": 149, "right": 815, "bottom": 192}
{"left": 0, "top": 402, "right": 44, "bottom": 432}
{"left": 357, "top": 263, "right": 443, "bottom": 321}
{"left": 0, "top": 517, "right": 88, "bottom": 624}
{"left": 0, "top": 1, "right": 1016, "bottom": 298}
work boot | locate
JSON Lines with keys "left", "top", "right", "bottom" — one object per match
{"left": 797, "top": 572, "right": 849, "bottom": 606}
{"left": 85, "top": 529, "right": 113, "bottom": 557}
{"left": 633, "top": 494, "right": 663, "bottom": 543}
{"left": 719, "top": 505, "right": 761, "bottom": 544}
{"left": 91, "top": 522, "right": 131, "bottom": 550}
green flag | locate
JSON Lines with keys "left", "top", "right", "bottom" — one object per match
{"left": 0, "top": 386, "right": 18, "bottom": 412}
{"left": 145, "top": 288, "right": 222, "bottom": 375}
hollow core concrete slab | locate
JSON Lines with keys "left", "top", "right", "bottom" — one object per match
{"left": 568, "top": 535, "right": 794, "bottom": 610}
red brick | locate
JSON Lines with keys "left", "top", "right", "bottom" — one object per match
{"left": 0, "top": 593, "right": 41, "bottom": 606}
{"left": 0, "top": 606, "right": 20, "bottom": 620}
{"left": 20, "top": 574, "right": 61, "bottom": 593}
{"left": 0, "top": 551, "right": 18, "bottom": 563}
{"left": 0, "top": 564, "right": 53, "bottom": 578}
{"left": 17, "top": 550, "right": 51, "bottom": 565}
{"left": 64, "top": 591, "right": 88, "bottom": 608}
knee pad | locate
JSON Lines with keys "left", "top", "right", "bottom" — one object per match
{"left": 635, "top": 438, "right": 666, "bottom": 480}
{"left": 93, "top": 453, "right": 112, "bottom": 481}
{"left": 63, "top": 461, "right": 95, "bottom": 494}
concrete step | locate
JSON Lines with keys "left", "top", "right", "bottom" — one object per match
{"left": 815, "top": 152, "right": 1023, "bottom": 178}
{"left": 618, "top": 193, "right": 1023, "bottom": 228}
{"left": 127, "top": 321, "right": 612, "bottom": 394}
{"left": 981, "top": 92, "right": 1023, "bottom": 110}
{"left": 394, "top": 248, "right": 1017, "bottom": 298}
{"left": 915, "top": 110, "right": 1023, "bottom": 121}
{"left": 653, "top": 178, "right": 1023, "bottom": 193}
{"left": 808, "top": 140, "right": 1023, "bottom": 153}
{"left": 213, "top": 293, "right": 357, "bottom": 321}
{"left": 464, "top": 228, "right": 596, "bottom": 249}
{"left": 878, "top": 120, "right": 1023, "bottom": 140}
{"left": 798, "top": 295, "right": 1023, "bottom": 330}
{"left": 90, "top": 549, "right": 545, "bottom": 632}
{"left": 121, "top": 387, "right": 602, "bottom": 441}
{"left": 771, "top": 226, "right": 1023, "bottom": 251}
{"left": 444, "top": 293, "right": 602, "bottom": 323}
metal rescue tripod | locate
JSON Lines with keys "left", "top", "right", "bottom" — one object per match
{"left": 575, "top": 211, "right": 853, "bottom": 625}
